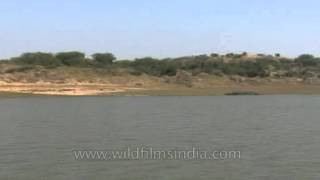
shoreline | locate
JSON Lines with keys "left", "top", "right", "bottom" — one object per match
{"left": 2, "top": 82, "right": 320, "bottom": 96}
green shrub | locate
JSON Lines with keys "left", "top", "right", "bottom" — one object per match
{"left": 56, "top": 51, "right": 86, "bottom": 66}
{"left": 12, "top": 52, "right": 61, "bottom": 67}
{"left": 5, "top": 66, "right": 34, "bottom": 73}
{"left": 295, "top": 54, "right": 318, "bottom": 66}
{"left": 132, "top": 57, "right": 176, "bottom": 76}
{"left": 92, "top": 53, "right": 116, "bottom": 66}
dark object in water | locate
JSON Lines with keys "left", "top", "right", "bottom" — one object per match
{"left": 225, "top": 91, "right": 261, "bottom": 96}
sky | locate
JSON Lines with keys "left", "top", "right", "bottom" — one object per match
{"left": 0, "top": 0, "right": 320, "bottom": 59}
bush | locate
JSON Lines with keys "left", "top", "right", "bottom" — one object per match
{"left": 295, "top": 54, "right": 318, "bottom": 66}
{"left": 5, "top": 66, "right": 35, "bottom": 73}
{"left": 12, "top": 52, "right": 61, "bottom": 67}
{"left": 132, "top": 57, "right": 176, "bottom": 76}
{"left": 92, "top": 53, "right": 116, "bottom": 66}
{"left": 56, "top": 51, "right": 86, "bottom": 66}
{"left": 5, "top": 51, "right": 320, "bottom": 79}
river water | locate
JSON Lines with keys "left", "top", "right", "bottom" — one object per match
{"left": 0, "top": 96, "right": 319, "bottom": 179}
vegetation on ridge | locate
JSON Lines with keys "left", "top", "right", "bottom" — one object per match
{"left": 1, "top": 51, "right": 320, "bottom": 79}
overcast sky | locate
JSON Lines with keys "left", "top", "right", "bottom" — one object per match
{"left": 1, "top": 0, "right": 320, "bottom": 59}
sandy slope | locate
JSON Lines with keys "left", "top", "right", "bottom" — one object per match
{"left": 1, "top": 66, "right": 320, "bottom": 96}
{"left": 1, "top": 76, "right": 320, "bottom": 96}
{"left": 0, "top": 82, "right": 146, "bottom": 96}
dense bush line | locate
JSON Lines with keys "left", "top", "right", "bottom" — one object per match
{"left": 2, "top": 52, "right": 320, "bottom": 78}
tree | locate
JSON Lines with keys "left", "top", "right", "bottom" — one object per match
{"left": 241, "top": 52, "right": 248, "bottom": 57}
{"left": 295, "top": 54, "right": 318, "bottom": 66}
{"left": 210, "top": 53, "right": 219, "bottom": 58}
{"left": 92, "top": 53, "right": 116, "bottom": 66}
{"left": 132, "top": 57, "right": 177, "bottom": 76}
{"left": 12, "top": 52, "right": 61, "bottom": 67}
{"left": 226, "top": 53, "right": 235, "bottom": 58}
{"left": 194, "top": 54, "right": 209, "bottom": 61}
{"left": 56, "top": 51, "right": 86, "bottom": 66}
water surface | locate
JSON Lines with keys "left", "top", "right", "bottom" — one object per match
{"left": 0, "top": 96, "right": 320, "bottom": 179}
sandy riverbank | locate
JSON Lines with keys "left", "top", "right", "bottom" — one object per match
{"left": 1, "top": 66, "right": 320, "bottom": 96}
{"left": 1, "top": 80, "right": 320, "bottom": 96}
{"left": 0, "top": 82, "right": 146, "bottom": 96}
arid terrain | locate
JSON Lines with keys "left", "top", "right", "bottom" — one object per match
{"left": 1, "top": 65, "right": 320, "bottom": 96}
